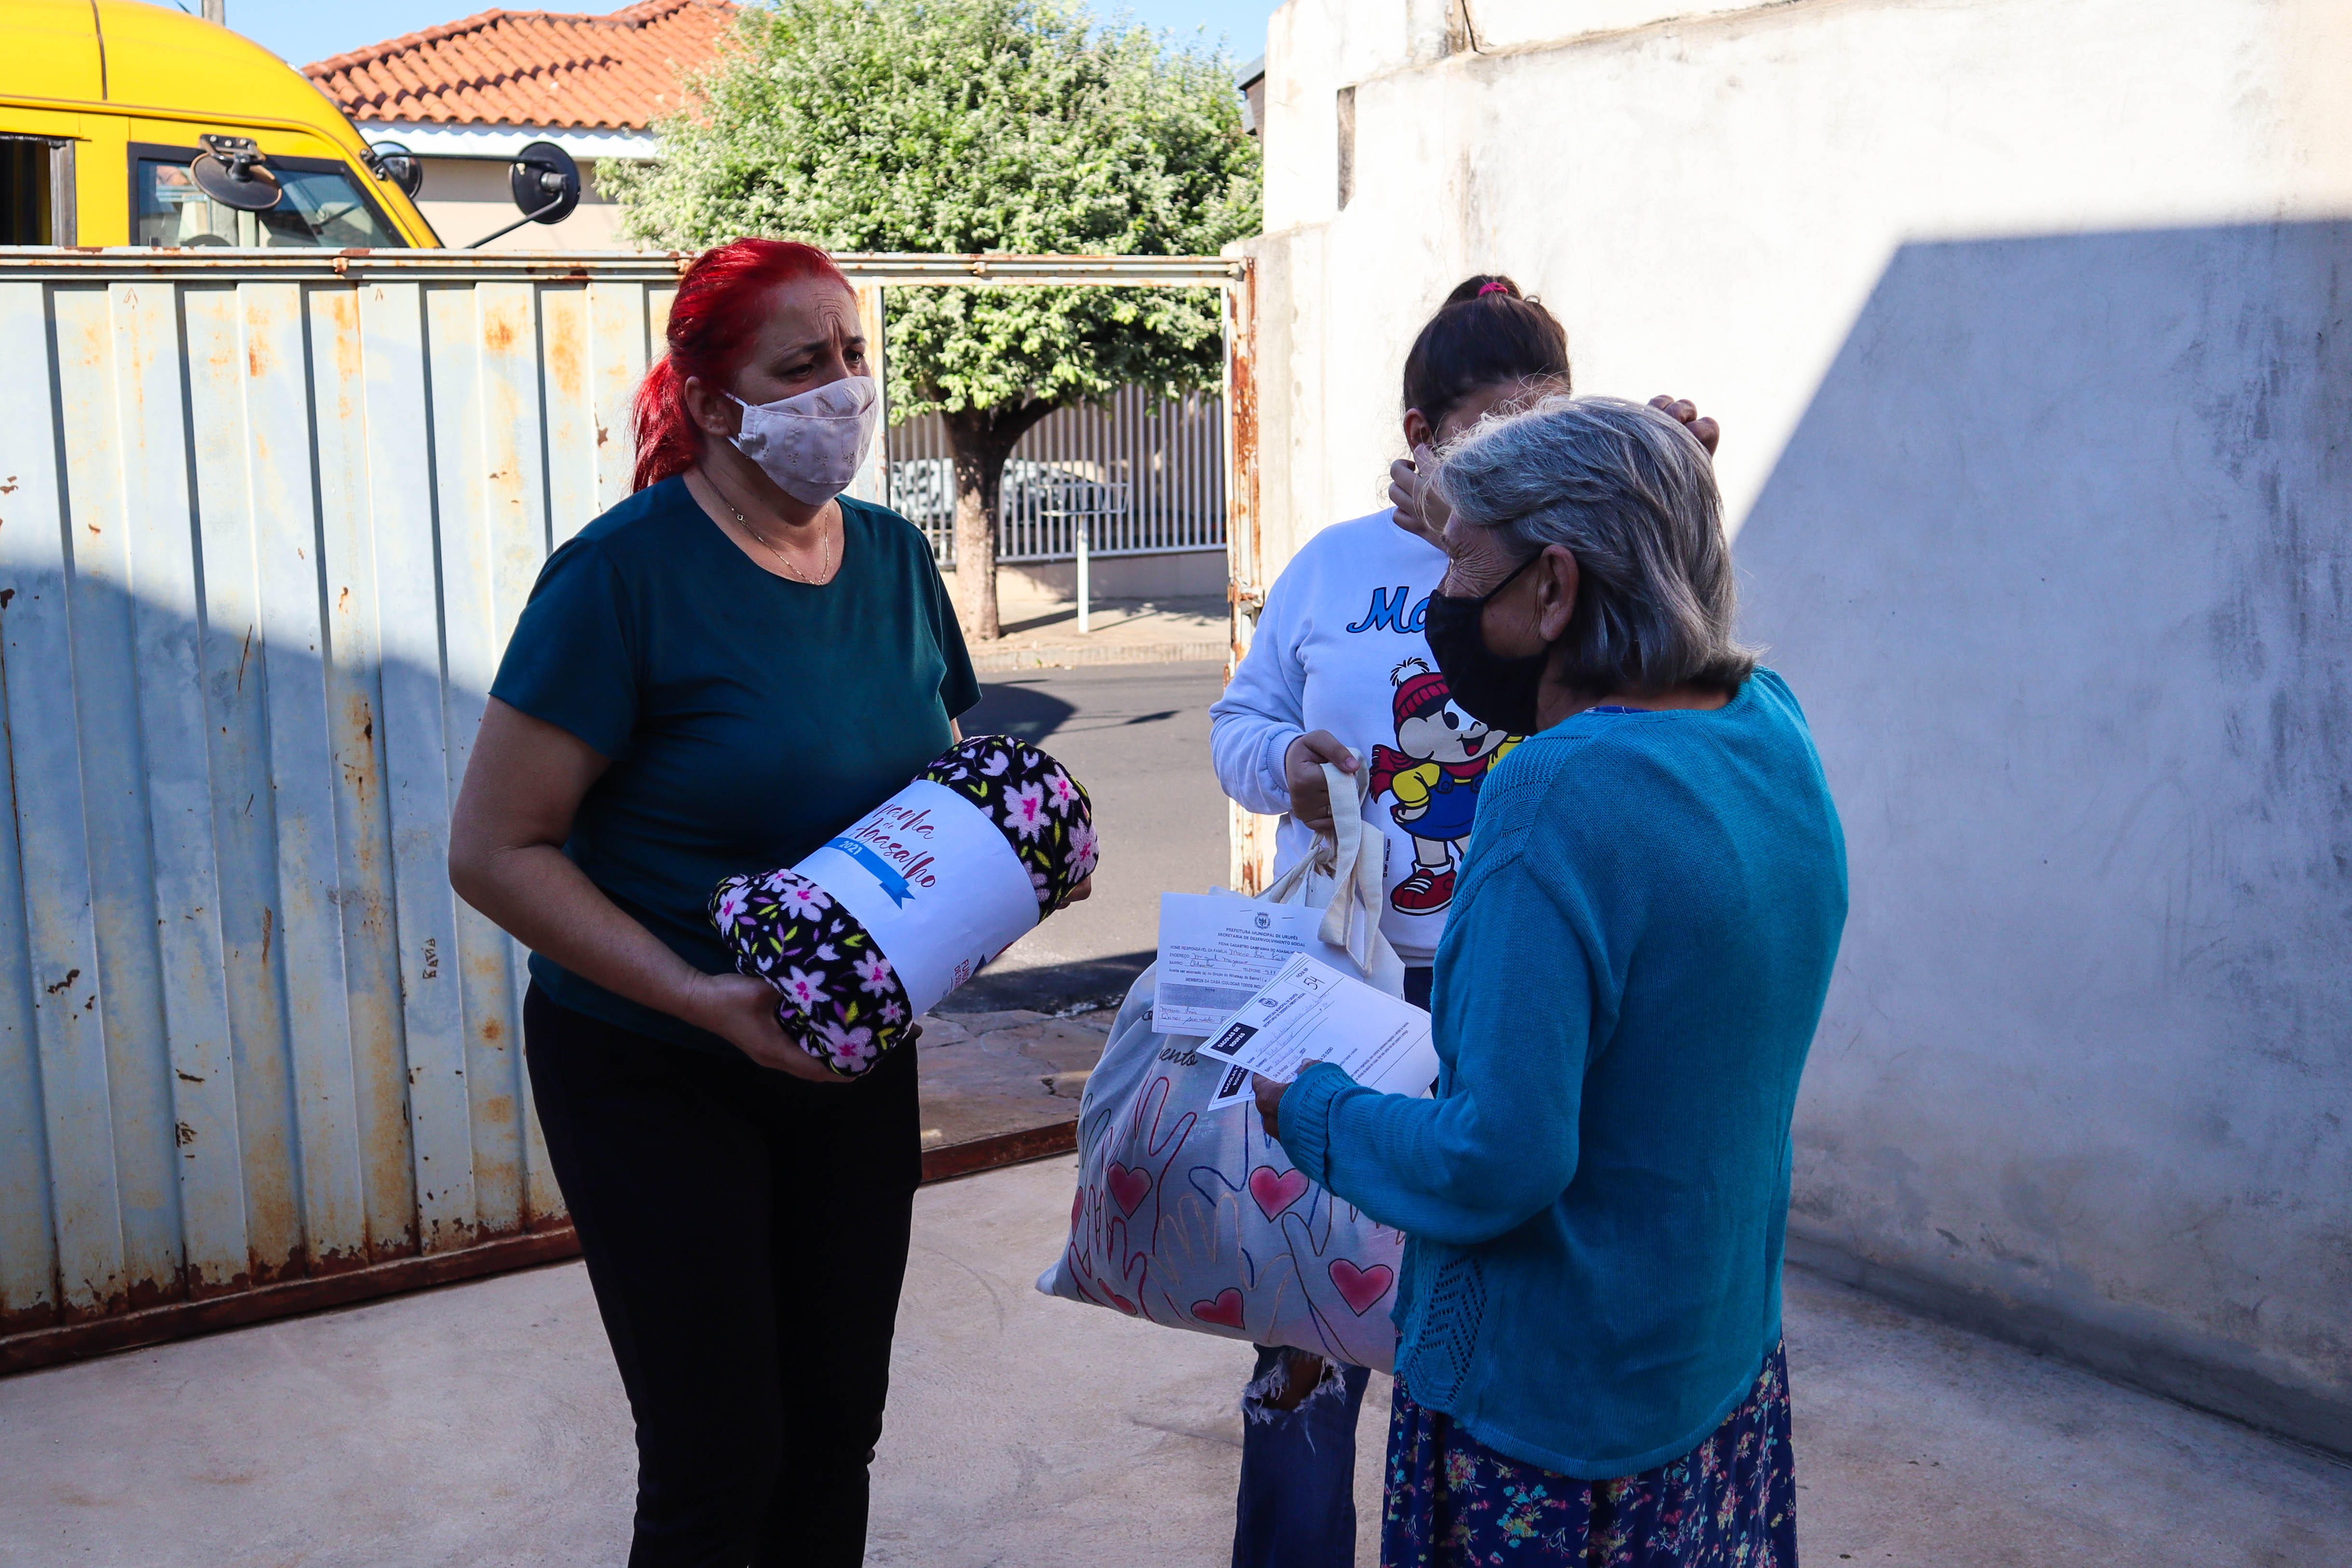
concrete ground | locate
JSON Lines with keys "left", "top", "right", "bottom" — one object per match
{"left": 915, "top": 1006, "right": 1110, "bottom": 1150}
{"left": 972, "top": 595, "right": 1229, "bottom": 672}
{"left": 4, "top": 1155, "right": 2348, "bottom": 1567}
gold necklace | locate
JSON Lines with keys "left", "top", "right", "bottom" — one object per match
{"left": 706, "top": 469, "right": 832, "bottom": 584}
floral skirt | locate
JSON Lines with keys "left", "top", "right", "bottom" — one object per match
{"left": 1381, "top": 1343, "right": 1796, "bottom": 1568}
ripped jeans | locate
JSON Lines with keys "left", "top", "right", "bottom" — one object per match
{"left": 1234, "top": 1344, "right": 1373, "bottom": 1568}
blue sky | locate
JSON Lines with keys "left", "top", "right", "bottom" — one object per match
{"left": 150, "top": 0, "right": 1278, "bottom": 71}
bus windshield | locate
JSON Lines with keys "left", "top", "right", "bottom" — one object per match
{"left": 137, "top": 156, "right": 401, "bottom": 248}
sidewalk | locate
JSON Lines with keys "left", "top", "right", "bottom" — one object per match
{"left": 913, "top": 1005, "right": 1110, "bottom": 1177}
{"left": 4, "top": 1156, "right": 2347, "bottom": 1567}
{"left": 970, "top": 595, "right": 1229, "bottom": 671}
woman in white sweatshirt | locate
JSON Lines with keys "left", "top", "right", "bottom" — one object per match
{"left": 1208, "top": 276, "right": 1723, "bottom": 1567}
{"left": 1205, "top": 275, "right": 1572, "bottom": 1568}
{"left": 1214, "top": 276, "right": 1572, "bottom": 992}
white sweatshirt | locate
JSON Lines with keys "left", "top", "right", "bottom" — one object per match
{"left": 1209, "top": 509, "right": 1524, "bottom": 964}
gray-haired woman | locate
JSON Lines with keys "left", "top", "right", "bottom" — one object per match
{"left": 1253, "top": 396, "right": 1848, "bottom": 1566}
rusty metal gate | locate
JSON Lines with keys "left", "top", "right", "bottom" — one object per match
{"left": 0, "top": 247, "right": 1254, "bottom": 1372}
{"left": 888, "top": 388, "right": 1230, "bottom": 564}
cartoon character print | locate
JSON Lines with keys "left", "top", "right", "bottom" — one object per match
{"left": 1365, "top": 658, "right": 1520, "bottom": 916}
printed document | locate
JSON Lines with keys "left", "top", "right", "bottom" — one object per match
{"left": 1200, "top": 953, "right": 1440, "bottom": 1110}
{"left": 1154, "top": 893, "right": 1358, "bottom": 1036}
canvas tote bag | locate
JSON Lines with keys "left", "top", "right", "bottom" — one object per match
{"left": 1037, "top": 764, "right": 1411, "bottom": 1370}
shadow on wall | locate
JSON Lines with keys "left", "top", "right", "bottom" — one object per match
{"left": 1735, "top": 220, "right": 2352, "bottom": 1452}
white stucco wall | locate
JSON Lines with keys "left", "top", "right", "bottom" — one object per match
{"left": 1249, "top": 0, "right": 2352, "bottom": 1448}
{"left": 1253, "top": 0, "right": 2352, "bottom": 558}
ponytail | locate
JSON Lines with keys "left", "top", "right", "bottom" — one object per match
{"left": 1401, "top": 273, "right": 1572, "bottom": 436}
{"left": 630, "top": 357, "right": 694, "bottom": 494}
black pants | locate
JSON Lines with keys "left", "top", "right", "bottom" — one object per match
{"left": 524, "top": 985, "right": 922, "bottom": 1568}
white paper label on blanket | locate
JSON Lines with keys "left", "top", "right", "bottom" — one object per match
{"left": 1201, "top": 953, "right": 1441, "bottom": 1109}
{"left": 1153, "top": 893, "right": 1363, "bottom": 1036}
{"left": 791, "top": 778, "right": 1040, "bottom": 1017}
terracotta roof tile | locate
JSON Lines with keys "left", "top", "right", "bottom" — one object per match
{"left": 303, "top": 0, "right": 734, "bottom": 131}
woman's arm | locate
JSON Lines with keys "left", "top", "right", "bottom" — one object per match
{"left": 1271, "top": 861, "right": 1593, "bottom": 1243}
{"left": 448, "top": 698, "right": 841, "bottom": 1082}
{"left": 1208, "top": 618, "right": 1306, "bottom": 819}
{"left": 1208, "top": 558, "right": 1359, "bottom": 831}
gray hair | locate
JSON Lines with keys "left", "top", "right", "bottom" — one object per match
{"left": 1435, "top": 395, "right": 1757, "bottom": 695}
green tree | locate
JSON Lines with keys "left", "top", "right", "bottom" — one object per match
{"left": 604, "top": 0, "right": 1260, "bottom": 639}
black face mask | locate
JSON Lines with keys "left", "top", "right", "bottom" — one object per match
{"left": 1423, "top": 553, "right": 1549, "bottom": 736}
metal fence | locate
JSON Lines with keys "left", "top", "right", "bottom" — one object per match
{"left": 886, "top": 387, "right": 1227, "bottom": 564}
{"left": 0, "top": 255, "right": 673, "bottom": 1370}
{"left": 0, "top": 247, "right": 1252, "bottom": 1370}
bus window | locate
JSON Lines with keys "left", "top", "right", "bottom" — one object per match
{"left": 136, "top": 151, "right": 402, "bottom": 248}
{"left": 1, "top": 137, "right": 52, "bottom": 244}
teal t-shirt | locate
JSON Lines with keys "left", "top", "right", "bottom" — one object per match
{"left": 489, "top": 477, "right": 979, "bottom": 1054}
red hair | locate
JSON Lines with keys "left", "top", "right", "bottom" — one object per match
{"left": 632, "top": 238, "right": 852, "bottom": 492}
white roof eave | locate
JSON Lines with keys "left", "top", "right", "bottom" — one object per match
{"left": 358, "top": 122, "right": 662, "bottom": 162}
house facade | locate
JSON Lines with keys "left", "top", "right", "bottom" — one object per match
{"left": 304, "top": 0, "right": 733, "bottom": 249}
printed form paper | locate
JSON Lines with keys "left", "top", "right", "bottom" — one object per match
{"left": 1153, "top": 893, "right": 1356, "bottom": 1036}
{"left": 1200, "top": 953, "right": 1441, "bottom": 1110}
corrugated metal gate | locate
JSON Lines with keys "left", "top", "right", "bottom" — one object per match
{"left": 0, "top": 248, "right": 1252, "bottom": 1371}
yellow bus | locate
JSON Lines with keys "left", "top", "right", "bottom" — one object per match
{"left": 0, "top": 0, "right": 439, "bottom": 248}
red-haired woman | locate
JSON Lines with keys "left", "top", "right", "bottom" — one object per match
{"left": 450, "top": 239, "right": 1022, "bottom": 1565}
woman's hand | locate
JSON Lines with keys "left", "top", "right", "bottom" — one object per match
{"left": 1648, "top": 395, "right": 1721, "bottom": 456}
{"left": 1057, "top": 875, "right": 1095, "bottom": 911}
{"left": 1253, "top": 1073, "right": 1285, "bottom": 1138}
{"left": 681, "top": 971, "right": 849, "bottom": 1084}
{"left": 1253, "top": 1060, "right": 1321, "bottom": 1138}
{"left": 1388, "top": 442, "right": 1450, "bottom": 551}
{"left": 1283, "top": 731, "right": 1358, "bottom": 833}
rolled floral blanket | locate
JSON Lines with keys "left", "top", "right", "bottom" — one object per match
{"left": 709, "top": 736, "right": 1098, "bottom": 1076}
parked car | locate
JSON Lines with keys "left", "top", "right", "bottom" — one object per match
{"left": 889, "top": 456, "right": 1131, "bottom": 561}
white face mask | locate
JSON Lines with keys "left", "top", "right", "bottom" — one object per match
{"left": 726, "top": 375, "right": 880, "bottom": 506}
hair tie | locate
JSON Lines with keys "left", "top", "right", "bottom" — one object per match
{"left": 1478, "top": 281, "right": 1512, "bottom": 297}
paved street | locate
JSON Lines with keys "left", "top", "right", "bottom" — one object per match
{"left": 951, "top": 660, "right": 1232, "bottom": 1010}
{"left": 970, "top": 596, "right": 1229, "bottom": 672}
{"left": 6, "top": 1155, "right": 2349, "bottom": 1567}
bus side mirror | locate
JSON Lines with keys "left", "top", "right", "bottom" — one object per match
{"left": 192, "top": 134, "right": 282, "bottom": 212}
{"left": 366, "top": 142, "right": 424, "bottom": 199}
{"left": 509, "top": 142, "right": 580, "bottom": 226}
{"left": 466, "top": 140, "right": 581, "bottom": 248}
